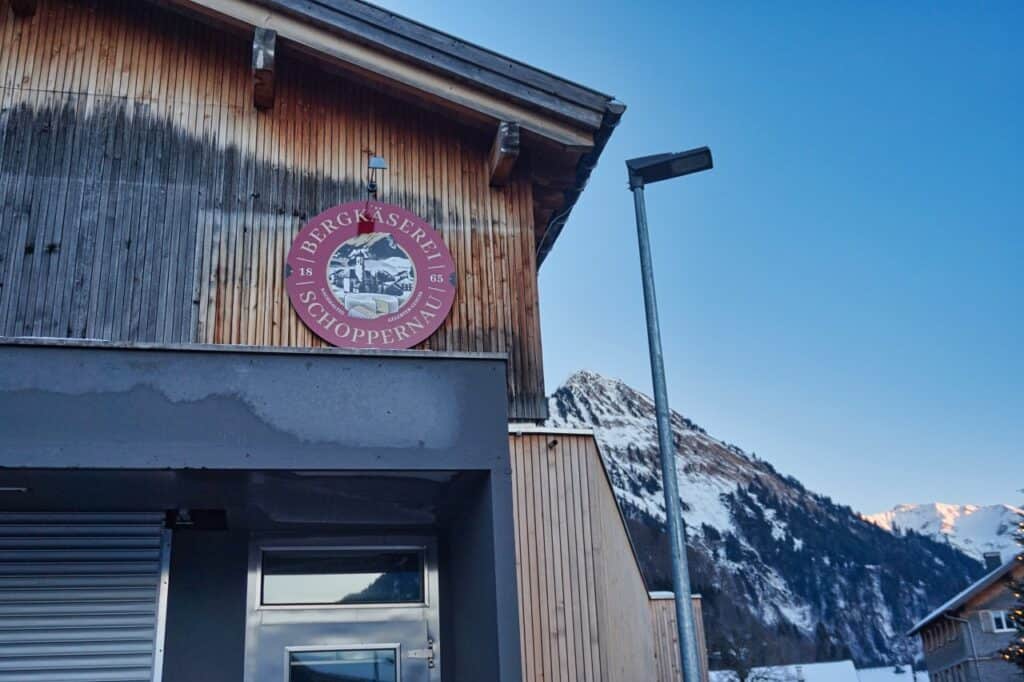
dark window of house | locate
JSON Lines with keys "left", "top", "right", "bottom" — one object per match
{"left": 262, "top": 548, "right": 424, "bottom": 606}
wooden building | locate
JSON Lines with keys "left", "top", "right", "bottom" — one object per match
{"left": 0, "top": 1, "right": 703, "bottom": 680}
{"left": 910, "top": 554, "right": 1024, "bottom": 682}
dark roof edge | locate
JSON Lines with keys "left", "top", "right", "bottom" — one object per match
{"left": 339, "top": 0, "right": 611, "bottom": 102}
{"left": 252, "top": 0, "right": 614, "bottom": 128}
{"left": 907, "top": 557, "right": 1021, "bottom": 635}
{"left": 536, "top": 100, "right": 626, "bottom": 267}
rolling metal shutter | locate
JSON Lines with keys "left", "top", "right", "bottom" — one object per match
{"left": 0, "top": 512, "right": 170, "bottom": 682}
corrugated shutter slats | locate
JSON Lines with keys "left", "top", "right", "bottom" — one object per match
{"left": 0, "top": 513, "right": 167, "bottom": 682}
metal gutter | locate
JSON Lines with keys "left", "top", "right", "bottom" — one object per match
{"left": 0, "top": 336, "right": 508, "bottom": 362}
{"left": 536, "top": 100, "right": 627, "bottom": 266}
{"left": 650, "top": 591, "right": 703, "bottom": 600}
{"left": 507, "top": 423, "right": 594, "bottom": 436}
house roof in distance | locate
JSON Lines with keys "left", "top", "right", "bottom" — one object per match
{"left": 711, "top": 660, "right": 860, "bottom": 682}
{"left": 908, "top": 555, "right": 1023, "bottom": 635}
{"left": 857, "top": 665, "right": 928, "bottom": 682}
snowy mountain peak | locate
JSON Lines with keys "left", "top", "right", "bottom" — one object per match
{"left": 548, "top": 370, "right": 985, "bottom": 669}
{"left": 556, "top": 369, "right": 706, "bottom": 434}
{"left": 863, "top": 503, "right": 1023, "bottom": 562}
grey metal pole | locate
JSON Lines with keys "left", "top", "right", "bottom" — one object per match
{"left": 630, "top": 179, "right": 702, "bottom": 682}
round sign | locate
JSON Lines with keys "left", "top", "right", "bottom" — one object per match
{"left": 285, "top": 200, "right": 456, "bottom": 350}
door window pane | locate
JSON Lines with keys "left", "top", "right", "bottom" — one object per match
{"left": 289, "top": 649, "right": 397, "bottom": 682}
{"left": 263, "top": 549, "right": 424, "bottom": 606}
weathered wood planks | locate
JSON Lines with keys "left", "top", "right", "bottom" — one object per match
{"left": 0, "top": 0, "right": 547, "bottom": 419}
{"left": 651, "top": 594, "right": 710, "bottom": 682}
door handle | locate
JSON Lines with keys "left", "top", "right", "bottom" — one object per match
{"left": 408, "top": 638, "right": 436, "bottom": 668}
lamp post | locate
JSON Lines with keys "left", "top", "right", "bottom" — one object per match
{"left": 626, "top": 146, "right": 713, "bottom": 682}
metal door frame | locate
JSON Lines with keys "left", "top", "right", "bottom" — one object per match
{"left": 244, "top": 534, "right": 440, "bottom": 682}
{"left": 153, "top": 528, "right": 173, "bottom": 682}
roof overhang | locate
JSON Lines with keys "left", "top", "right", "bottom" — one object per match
{"left": 156, "top": 0, "right": 624, "bottom": 265}
{"left": 163, "top": 0, "right": 610, "bottom": 150}
{"left": 907, "top": 557, "right": 1022, "bottom": 635}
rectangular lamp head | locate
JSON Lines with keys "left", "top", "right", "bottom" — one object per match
{"left": 627, "top": 147, "right": 713, "bottom": 187}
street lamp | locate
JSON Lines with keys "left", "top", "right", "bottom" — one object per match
{"left": 626, "top": 146, "right": 713, "bottom": 682}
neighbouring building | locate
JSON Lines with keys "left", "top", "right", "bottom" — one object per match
{"left": 0, "top": 1, "right": 708, "bottom": 681}
{"left": 909, "top": 553, "right": 1024, "bottom": 682}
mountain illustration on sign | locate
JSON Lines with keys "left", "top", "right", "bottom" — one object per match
{"left": 328, "top": 233, "right": 415, "bottom": 319}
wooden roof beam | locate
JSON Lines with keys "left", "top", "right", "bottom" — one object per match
{"left": 252, "top": 28, "right": 277, "bottom": 110}
{"left": 488, "top": 122, "right": 520, "bottom": 188}
{"left": 165, "top": 0, "right": 595, "bottom": 150}
{"left": 10, "top": 0, "right": 37, "bottom": 17}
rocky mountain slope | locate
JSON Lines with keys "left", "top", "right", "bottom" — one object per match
{"left": 863, "top": 503, "right": 1022, "bottom": 563}
{"left": 548, "top": 370, "right": 985, "bottom": 669}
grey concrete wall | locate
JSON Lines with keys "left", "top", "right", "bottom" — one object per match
{"left": 0, "top": 340, "right": 523, "bottom": 682}
{"left": 163, "top": 529, "right": 249, "bottom": 682}
{"left": 0, "top": 340, "right": 508, "bottom": 471}
{"left": 440, "top": 474, "right": 523, "bottom": 682}
{"left": 160, "top": 488, "right": 522, "bottom": 682}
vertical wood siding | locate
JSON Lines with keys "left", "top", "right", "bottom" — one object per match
{"left": 652, "top": 595, "right": 710, "bottom": 682}
{"left": 0, "top": 0, "right": 546, "bottom": 419}
{"left": 510, "top": 432, "right": 710, "bottom": 681}
{"left": 510, "top": 432, "right": 605, "bottom": 682}
{"left": 509, "top": 433, "right": 649, "bottom": 681}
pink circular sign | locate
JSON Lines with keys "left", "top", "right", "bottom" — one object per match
{"left": 286, "top": 200, "right": 457, "bottom": 350}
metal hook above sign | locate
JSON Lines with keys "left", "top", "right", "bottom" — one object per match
{"left": 367, "top": 155, "right": 388, "bottom": 198}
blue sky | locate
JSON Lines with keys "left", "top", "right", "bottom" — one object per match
{"left": 381, "top": 1, "right": 1023, "bottom": 513}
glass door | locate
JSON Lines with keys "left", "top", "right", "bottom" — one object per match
{"left": 244, "top": 536, "right": 440, "bottom": 682}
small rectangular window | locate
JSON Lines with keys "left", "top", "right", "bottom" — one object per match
{"left": 262, "top": 548, "right": 424, "bottom": 606}
{"left": 289, "top": 648, "right": 397, "bottom": 682}
{"left": 992, "top": 610, "right": 1014, "bottom": 632}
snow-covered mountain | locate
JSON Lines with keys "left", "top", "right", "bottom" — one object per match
{"left": 548, "top": 370, "right": 985, "bottom": 669}
{"left": 863, "top": 503, "right": 1022, "bottom": 563}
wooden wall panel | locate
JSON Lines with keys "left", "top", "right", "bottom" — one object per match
{"left": 510, "top": 432, "right": 605, "bottom": 682}
{"left": 652, "top": 594, "right": 710, "bottom": 682}
{"left": 0, "top": 0, "right": 546, "bottom": 419}
{"left": 584, "top": 433, "right": 662, "bottom": 682}
{"left": 510, "top": 431, "right": 711, "bottom": 682}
